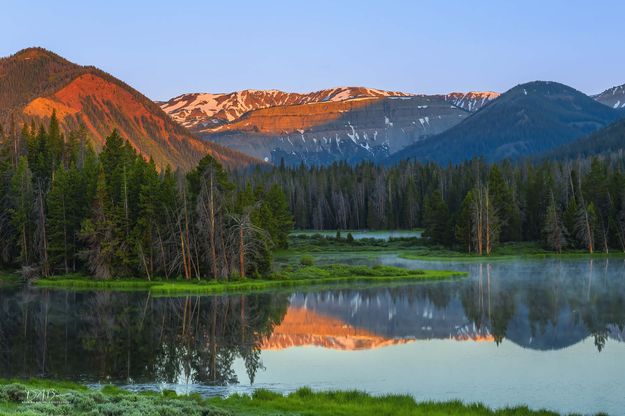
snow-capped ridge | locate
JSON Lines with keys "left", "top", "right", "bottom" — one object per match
{"left": 160, "top": 86, "right": 413, "bottom": 128}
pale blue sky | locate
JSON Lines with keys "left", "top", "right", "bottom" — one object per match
{"left": 2, "top": 0, "right": 623, "bottom": 100}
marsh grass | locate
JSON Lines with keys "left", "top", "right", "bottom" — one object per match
{"left": 33, "top": 264, "right": 465, "bottom": 294}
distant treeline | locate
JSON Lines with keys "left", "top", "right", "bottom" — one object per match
{"left": 238, "top": 156, "right": 625, "bottom": 254}
{"left": 0, "top": 113, "right": 292, "bottom": 279}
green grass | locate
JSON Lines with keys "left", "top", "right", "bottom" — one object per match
{"left": 399, "top": 242, "right": 625, "bottom": 262}
{"left": 0, "top": 380, "right": 581, "bottom": 416}
{"left": 33, "top": 264, "right": 465, "bottom": 294}
{"left": 0, "top": 272, "right": 21, "bottom": 285}
{"left": 284, "top": 236, "right": 625, "bottom": 262}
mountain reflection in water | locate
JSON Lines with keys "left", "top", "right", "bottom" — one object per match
{"left": 0, "top": 258, "right": 624, "bottom": 387}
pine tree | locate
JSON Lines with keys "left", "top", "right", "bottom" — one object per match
{"left": 455, "top": 190, "right": 474, "bottom": 253}
{"left": 81, "top": 168, "right": 116, "bottom": 279}
{"left": 264, "top": 184, "right": 293, "bottom": 249}
{"left": 488, "top": 165, "right": 519, "bottom": 241}
{"left": 542, "top": 192, "right": 567, "bottom": 253}
{"left": 575, "top": 201, "right": 596, "bottom": 254}
{"left": 47, "top": 166, "right": 72, "bottom": 273}
{"left": 423, "top": 190, "right": 451, "bottom": 246}
{"left": 9, "top": 157, "right": 34, "bottom": 266}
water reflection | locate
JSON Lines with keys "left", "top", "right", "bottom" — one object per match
{"left": 0, "top": 290, "right": 287, "bottom": 384}
{"left": 0, "top": 258, "right": 624, "bottom": 386}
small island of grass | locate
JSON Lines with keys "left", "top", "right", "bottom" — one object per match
{"left": 32, "top": 263, "right": 465, "bottom": 294}
{"left": 0, "top": 379, "right": 563, "bottom": 416}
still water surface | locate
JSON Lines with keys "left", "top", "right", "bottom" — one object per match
{"left": 1, "top": 256, "right": 624, "bottom": 415}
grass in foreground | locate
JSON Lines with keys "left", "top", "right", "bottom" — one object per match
{"left": 0, "top": 380, "right": 580, "bottom": 416}
{"left": 33, "top": 264, "right": 465, "bottom": 294}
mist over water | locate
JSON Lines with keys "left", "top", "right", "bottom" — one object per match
{"left": 1, "top": 256, "right": 624, "bottom": 414}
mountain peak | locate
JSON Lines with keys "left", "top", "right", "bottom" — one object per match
{"left": 389, "top": 80, "right": 621, "bottom": 165}
{"left": 509, "top": 80, "right": 580, "bottom": 95}
{"left": 0, "top": 48, "right": 259, "bottom": 170}
{"left": 595, "top": 83, "right": 625, "bottom": 109}
{"left": 11, "top": 47, "right": 66, "bottom": 62}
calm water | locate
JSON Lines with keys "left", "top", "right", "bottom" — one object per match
{"left": 291, "top": 230, "right": 423, "bottom": 240}
{"left": 1, "top": 256, "right": 625, "bottom": 415}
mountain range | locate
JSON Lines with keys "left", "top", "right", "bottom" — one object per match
{"left": 162, "top": 81, "right": 625, "bottom": 166}
{"left": 0, "top": 48, "right": 258, "bottom": 170}
{"left": 161, "top": 88, "right": 498, "bottom": 164}
{"left": 2, "top": 47, "right": 624, "bottom": 169}
{"left": 388, "top": 81, "right": 623, "bottom": 164}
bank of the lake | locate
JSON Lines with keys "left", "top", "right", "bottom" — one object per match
{"left": 0, "top": 380, "right": 564, "bottom": 416}
{"left": 399, "top": 242, "right": 625, "bottom": 262}
{"left": 31, "top": 264, "right": 465, "bottom": 294}
{"left": 285, "top": 235, "right": 625, "bottom": 262}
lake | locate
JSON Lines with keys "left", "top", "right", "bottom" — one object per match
{"left": 291, "top": 230, "right": 423, "bottom": 240}
{"left": 1, "top": 256, "right": 624, "bottom": 415}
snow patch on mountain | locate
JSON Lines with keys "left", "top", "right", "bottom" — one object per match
{"left": 438, "top": 91, "right": 500, "bottom": 112}
{"left": 160, "top": 87, "right": 413, "bottom": 129}
{"left": 595, "top": 84, "right": 625, "bottom": 109}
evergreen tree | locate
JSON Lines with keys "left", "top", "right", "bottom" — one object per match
{"left": 542, "top": 192, "right": 567, "bottom": 253}
{"left": 9, "top": 157, "right": 34, "bottom": 266}
{"left": 423, "top": 190, "right": 451, "bottom": 245}
{"left": 455, "top": 190, "right": 474, "bottom": 253}
{"left": 81, "top": 168, "right": 117, "bottom": 279}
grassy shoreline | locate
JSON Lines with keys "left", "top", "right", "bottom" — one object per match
{"left": 398, "top": 243, "right": 625, "bottom": 262}
{"left": 31, "top": 264, "right": 465, "bottom": 294}
{"left": 284, "top": 235, "right": 625, "bottom": 259}
{"left": 0, "top": 379, "right": 565, "bottom": 416}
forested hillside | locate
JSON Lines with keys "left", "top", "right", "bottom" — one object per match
{"left": 548, "top": 118, "right": 625, "bottom": 159}
{"left": 388, "top": 81, "right": 622, "bottom": 165}
{"left": 0, "top": 115, "right": 292, "bottom": 279}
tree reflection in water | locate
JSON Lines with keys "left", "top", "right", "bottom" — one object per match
{"left": 0, "top": 258, "right": 624, "bottom": 385}
{"left": 0, "top": 290, "right": 287, "bottom": 384}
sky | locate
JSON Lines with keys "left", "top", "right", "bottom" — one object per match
{"left": 2, "top": 0, "right": 624, "bottom": 100}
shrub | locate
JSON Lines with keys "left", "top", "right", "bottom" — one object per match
{"left": 0, "top": 383, "right": 28, "bottom": 403}
{"left": 299, "top": 255, "right": 314, "bottom": 266}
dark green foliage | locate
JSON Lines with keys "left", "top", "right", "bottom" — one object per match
{"left": 300, "top": 255, "right": 314, "bottom": 266}
{"left": 423, "top": 191, "right": 451, "bottom": 245}
{"left": 241, "top": 155, "right": 625, "bottom": 254}
{"left": 0, "top": 121, "right": 291, "bottom": 280}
